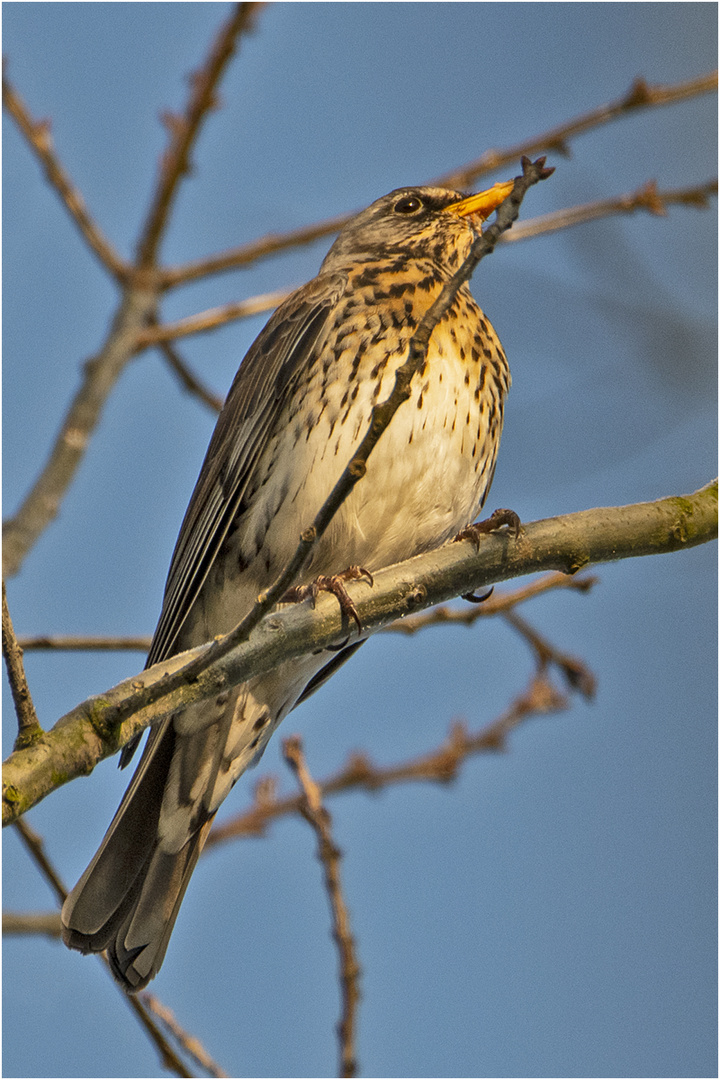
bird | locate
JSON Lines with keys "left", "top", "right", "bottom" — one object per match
{"left": 61, "top": 179, "right": 517, "bottom": 991}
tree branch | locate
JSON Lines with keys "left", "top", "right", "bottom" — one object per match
{"left": 2, "top": 582, "right": 43, "bottom": 749}
{"left": 2, "top": 286, "right": 158, "bottom": 579}
{"left": 3, "top": 481, "right": 716, "bottom": 825}
{"left": 1, "top": 7, "right": 262, "bottom": 580}
{"left": 159, "top": 71, "right": 718, "bottom": 289}
{"left": 504, "top": 178, "right": 718, "bottom": 244}
{"left": 138, "top": 178, "right": 717, "bottom": 351}
{"left": 208, "top": 667, "right": 570, "bottom": 848}
{"left": 13, "top": 572, "right": 598, "bottom": 652}
{"left": 283, "top": 737, "right": 361, "bottom": 1079}
{"left": 140, "top": 995, "right": 229, "bottom": 1079}
{"left": 11, "top": 817, "right": 203, "bottom": 1077}
{"left": 2, "top": 70, "right": 129, "bottom": 280}
{"left": 135, "top": 2, "right": 264, "bottom": 268}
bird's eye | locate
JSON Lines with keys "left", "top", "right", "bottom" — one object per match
{"left": 394, "top": 195, "right": 423, "bottom": 215}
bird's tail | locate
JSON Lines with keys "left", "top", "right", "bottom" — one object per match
{"left": 62, "top": 654, "right": 337, "bottom": 991}
{"left": 61, "top": 718, "right": 220, "bottom": 991}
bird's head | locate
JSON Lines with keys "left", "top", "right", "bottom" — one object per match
{"left": 320, "top": 181, "right": 514, "bottom": 273}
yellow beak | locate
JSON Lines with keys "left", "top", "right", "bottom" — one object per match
{"left": 447, "top": 180, "right": 515, "bottom": 222}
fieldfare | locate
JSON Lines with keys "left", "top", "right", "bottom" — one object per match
{"left": 62, "top": 178, "right": 520, "bottom": 990}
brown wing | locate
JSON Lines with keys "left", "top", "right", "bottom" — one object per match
{"left": 117, "top": 272, "right": 347, "bottom": 769}
{"left": 145, "top": 271, "right": 348, "bottom": 670}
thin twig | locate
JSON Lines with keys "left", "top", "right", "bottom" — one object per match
{"left": 504, "top": 178, "right": 718, "bottom": 245}
{"left": 13, "top": 818, "right": 67, "bottom": 903}
{"left": 2, "top": 9, "right": 260, "bottom": 580}
{"left": 435, "top": 71, "right": 719, "bottom": 190}
{"left": 2, "top": 287, "right": 158, "bottom": 580}
{"left": 143, "top": 178, "right": 717, "bottom": 352}
{"left": 504, "top": 610, "right": 596, "bottom": 698}
{"left": 158, "top": 340, "right": 224, "bottom": 414}
{"left": 141, "top": 994, "right": 229, "bottom": 1079}
{"left": 159, "top": 71, "right": 718, "bottom": 289}
{"left": 2, "top": 71, "right": 129, "bottom": 280}
{"left": 135, "top": 289, "right": 291, "bottom": 349}
{"left": 17, "top": 634, "right": 153, "bottom": 652}
{"left": 2, "top": 582, "right": 43, "bottom": 749}
{"left": 3, "top": 479, "right": 716, "bottom": 825}
{"left": 135, "top": 2, "right": 264, "bottom": 268}
{"left": 283, "top": 737, "right": 361, "bottom": 1079}
{"left": 208, "top": 669, "right": 571, "bottom": 848}
{"left": 2, "top": 911, "right": 62, "bottom": 937}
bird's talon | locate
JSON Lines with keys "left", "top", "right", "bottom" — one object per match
{"left": 462, "top": 586, "right": 495, "bottom": 604}
{"left": 454, "top": 508, "right": 521, "bottom": 547}
{"left": 282, "top": 566, "right": 373, "bottom": 633}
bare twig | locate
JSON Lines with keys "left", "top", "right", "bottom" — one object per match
{"left": 13, "top": 818, "right": 67, "bottom": 903}
{"left": 436, "top": 71, "right": 719, "bottom": 190}
{"left": 141, "top": 994, "right": 229, "bottom": 1078}
{"left": 135, "top": 289, "right": 291, "bottom": 349}
{"left": 2, "top": 9, "right": 263, "bottom": 580}
{"left": 2, "top": 911, "right": 62, "bottom": 937}
{"left": 2, "top": 287, "right": 158, "bottom": 580}
{"left": 504, "top": 178, "right": 718, "bottom": 244}
{"left": 208, "top": 669, "right": 570, "bottom": 848}
{"left": 283, "top": 737, "right": 361, "bottom": 1079}
{"left": 504, "top": 610, "right": 596, "bottom": 698}
{"left": 159, "top": 71, "right": 718, "bottom": 289}
{"left": 136, "top": 2, "right": 263, "bottom": 268}
{"left": 2, "top": 582, "right": 43, "bottom": 749}
{"left": 122, "top": 996, "right": 194, "bottom": 1078}
{"left": 141, "top": 178, "right": 718, "bottom": 354}
{"left": 17, "top": 634, "right": 153, "bottom": 652}
{"left": 3, "top": 480, "right": 717, "bottom": 825}
{"left": 2, "top": 71, "right": 129, "bottom": 280}
{"left": 158, "top": 340, "right": 224, "bottom": 414}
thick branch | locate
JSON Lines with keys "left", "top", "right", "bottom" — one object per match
{"left": 14, "top": 572, "right": 597, "bottom": 652}
{"left": 2, "top": 286, "right": 157, "bottom": 579}
{"left": 3, "top": 482, "right": 716, "bottom": 825}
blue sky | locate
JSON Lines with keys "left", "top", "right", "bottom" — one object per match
{"left": 3, "top": 4, "right": 717, "bottom": 1078}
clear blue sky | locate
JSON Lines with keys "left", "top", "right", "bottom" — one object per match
{"left": 3, "top": 4, "right": 717, "bottom": 1078}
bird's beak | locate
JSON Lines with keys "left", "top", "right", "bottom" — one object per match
{"left": 447, "top": 180, "right": 515, "bottom": 222}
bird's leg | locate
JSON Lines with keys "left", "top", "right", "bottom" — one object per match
{"left": 282, "top": 565, "right": 374, "bottom": 632}
{"left": 453, "top": 507, "right": 522, "bottom": 546}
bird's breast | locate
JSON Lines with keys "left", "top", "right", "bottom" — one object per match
{"left": 231, "top": 281, "right": 510, "bottom": 586}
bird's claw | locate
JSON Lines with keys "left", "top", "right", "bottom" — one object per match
{"left": 454, "top": 508, "right": 521, "bottom": 547}
{"left": 282, "top": 565, "right": 374, "bottom": 633}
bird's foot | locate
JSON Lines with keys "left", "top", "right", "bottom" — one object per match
{"left": 282, "top": 566, "right": 374, "bottom": 632}
{"left": 454, "top": 507, "right": 522, "bottom": 547}
{"left": 453, "top": 508, "right": 521, "bottom": 603}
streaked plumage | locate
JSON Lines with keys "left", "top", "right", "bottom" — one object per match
{"left": 62, "top": 184, "right": 512, "bottom": 990}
